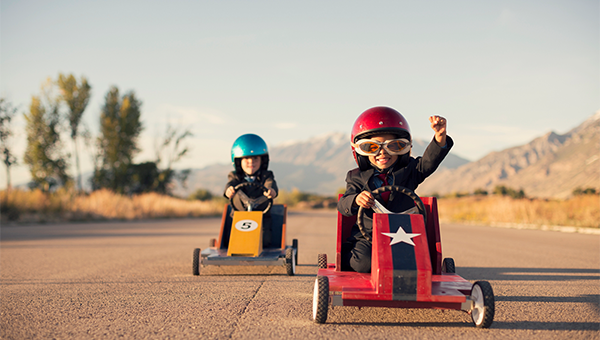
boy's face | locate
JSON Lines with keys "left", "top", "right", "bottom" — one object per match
{"left": 366, "top": 134, "right": 399, "bottom": 170}
{"left": 241, "top": 156, "right": 261, "bottom": 175}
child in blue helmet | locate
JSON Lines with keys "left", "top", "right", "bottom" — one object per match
{"left": 224, "top": 133, "right": 279, "bottom": 248}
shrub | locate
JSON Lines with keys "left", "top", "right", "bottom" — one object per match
{"left": 493, "top": 185, "right": 526, "bottom": 199}
{"left": 275, "top": 188, "right": 335, "bottom": 208}
{"left": 473, "top": 188, "right": 488, "bottom": 196}
{"left": 573, "top": 187, "right": 598, "bottom": 196}
{"left": 445, "top": 191, "right": 468, "bottom": 198}
{"left": 189, "top": 189, "right": 214, "bottom": 201}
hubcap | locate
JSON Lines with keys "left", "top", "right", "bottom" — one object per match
{"left": 471, "top": 284, "right": 484, "bottom": 325}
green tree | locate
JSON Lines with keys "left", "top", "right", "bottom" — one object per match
{"left": 0, "top": 98, "right": 19, "bottom": 189}
{"left": 57, "top": 74, "right": 91, "bottom": 192}
{"left": 128, "top": 161, "right": 160, "bottom": 193}
{"left": 93, "top": 86, "right": 143, "bottom": 193}
{"left": 23, "top": 87, "right": 70, "bottom": 191}
{"left": 153, "top": 124, "right": 193, "bottom": 194}
{"left": 105, "top": 124, "right": 192, "bottom": 195}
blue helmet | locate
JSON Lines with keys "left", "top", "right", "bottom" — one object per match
{"left": 230, "top": 134, "right": 268, "bottom": 161}
{"left": 230, "top": 134, "right": 270, "bottom": 172}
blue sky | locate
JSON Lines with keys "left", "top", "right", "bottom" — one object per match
{"left": 1, "top": 0, "right": 598, "bottom": 188}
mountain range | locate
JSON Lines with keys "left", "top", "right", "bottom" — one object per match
{"left": 176, "top": 112, "right": 599, "bottom": 199}
{"left": 174, "top": 134, "right": 469, "bottom": 197}
{"left": 418, "top": 111, "right": 600, "bottom": 199}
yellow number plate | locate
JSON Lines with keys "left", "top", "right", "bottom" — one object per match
{"left": 227, "top": 211, "right": 263, "bottom": 257}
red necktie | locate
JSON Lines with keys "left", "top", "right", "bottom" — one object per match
{"left": 377, "top": 174, "right": 390, "bottom": 203}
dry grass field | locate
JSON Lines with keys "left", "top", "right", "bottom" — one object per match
{"left": 2, "top": 189, "right": 598, "bottom": 229}
{"left": 438, "top": 194, "right": 600, "bottom": 229}
{"left": 0, "top": 189, "right": 224, "bottom": 223}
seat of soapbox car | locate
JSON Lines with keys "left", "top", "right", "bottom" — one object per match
{"left": 192, "top": 182, "right": 298, "bottom": 276}
{"left": 312, "top": 186, "right": 495, "bottom": 328}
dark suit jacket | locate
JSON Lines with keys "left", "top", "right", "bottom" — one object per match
{"left": 338, "top": 136, "right": 453, "bottom": 238}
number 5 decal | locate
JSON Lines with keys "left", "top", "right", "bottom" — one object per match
{"left": 235, "top": 219, "right": 259, "bottom": 232}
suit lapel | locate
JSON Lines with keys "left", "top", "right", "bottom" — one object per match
{"left": 359, "top": 168, "right": 375, "bottom": 192}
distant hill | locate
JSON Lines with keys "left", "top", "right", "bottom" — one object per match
{"left": 173, "top": 133, "right": 470, "bottom": 197}
{"left": 19, "top": 113, "right": 597, "bottom": 200}
{"left": 417, "top": 112, "right": 600, "bottom": 199}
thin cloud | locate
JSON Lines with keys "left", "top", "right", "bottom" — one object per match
{"left": 197, "top": 34, "right": 257, "bottom": 46}
{"left": 468, "top": 124, "right": 542, "bottom": 137}
{"left": 158, "top": 105, "right": 227, "bottom": 125}
{"left": 496, "top": 8, "right": 518, "bottom": 27}
{"left": 273, "top": 122, "right": 298, "bottom": 130}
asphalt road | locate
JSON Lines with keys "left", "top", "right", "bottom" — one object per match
{"left": 1, "top": 210, "right": 599, "bottom": 339}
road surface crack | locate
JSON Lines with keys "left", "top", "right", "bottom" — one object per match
{"left": 227, "top": 280, "right": 265, "bottom": 339}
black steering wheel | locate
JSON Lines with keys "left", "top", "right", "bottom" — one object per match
{"left": 229, "top": 182, "right": 273, "bottom": 214}
{"left": 357, "top": 185, "right": 427, "bottom": 242}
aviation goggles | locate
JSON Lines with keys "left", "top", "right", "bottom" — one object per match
{"left": 352, "top": 138, "right": 411, "bottom": 156}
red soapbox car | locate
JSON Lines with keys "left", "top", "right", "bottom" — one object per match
{"left": 312, "top": 186, "right": 495, "bottom": 328}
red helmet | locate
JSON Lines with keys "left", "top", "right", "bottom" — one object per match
{"left": 350, "top": 106, "right": 412, "bottom": 170}
{"left": 351, "top": 106, "right": 411, "bottom": 142}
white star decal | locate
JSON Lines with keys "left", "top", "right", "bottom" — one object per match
{"left": 382, "top": 227, "right": 421, "bottom": 246}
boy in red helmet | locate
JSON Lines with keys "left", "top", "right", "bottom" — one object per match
{"left": 338, "top": 106, "right": 453, "bottom": 273}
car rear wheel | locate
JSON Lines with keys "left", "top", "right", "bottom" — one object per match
{"left": 312, "top": 276, "right": 329, "bottom": 323}
{"left": 285, "top": 247, "right": 296, "bottom": 276}
{"left": 292, "top": 238, "right": 299, "bottom": 265}
{"left": 470, "top": 281, "right": 495, "bottom": 328}
{"left": 442, "top": 258, "right": 455, "bottom": 273}
{"left": 192, "top": 248, "right": 201, "bottom": 276}
{"left": 317, "top": 254, "right": 328, "bottom": 269}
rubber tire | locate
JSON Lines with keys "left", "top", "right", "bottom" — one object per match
{"left": 312, "top": 276, "right": 329, "bottom": 324}
{"left": 285, "top": 247, "right": 296, "bottom": 276}
{"left": 292, "top": 238, "right": 299, "bottom": 265}
{"left": 471, "top": 281, "right": 495, "bottom": 328}
{"left": 192, "top": 248, "right": 201, "bottom": 276}
{"left": 442, "top": 258, "right": 455, "bottom": 273}
{"left": 317, "top": 253, "right": 328, "bottom": 269}
{"left": 209, "top": 238, "right": 216, "bottom": 248}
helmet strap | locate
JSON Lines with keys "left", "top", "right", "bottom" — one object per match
{"left": 260, "top": 154, "right": 270, "bottom": 171}
{"left": 357, "top": 155, "right": 371, "bottom": 171}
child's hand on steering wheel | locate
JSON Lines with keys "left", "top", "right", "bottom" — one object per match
{"left": 225, "top": 186, "right": 235, "bottom": 199}
{"left": 355, "top": 191, "right": 375, "bottom": 209}
{"left": 264, "top": 188, "right": 276, "bottom": 199}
